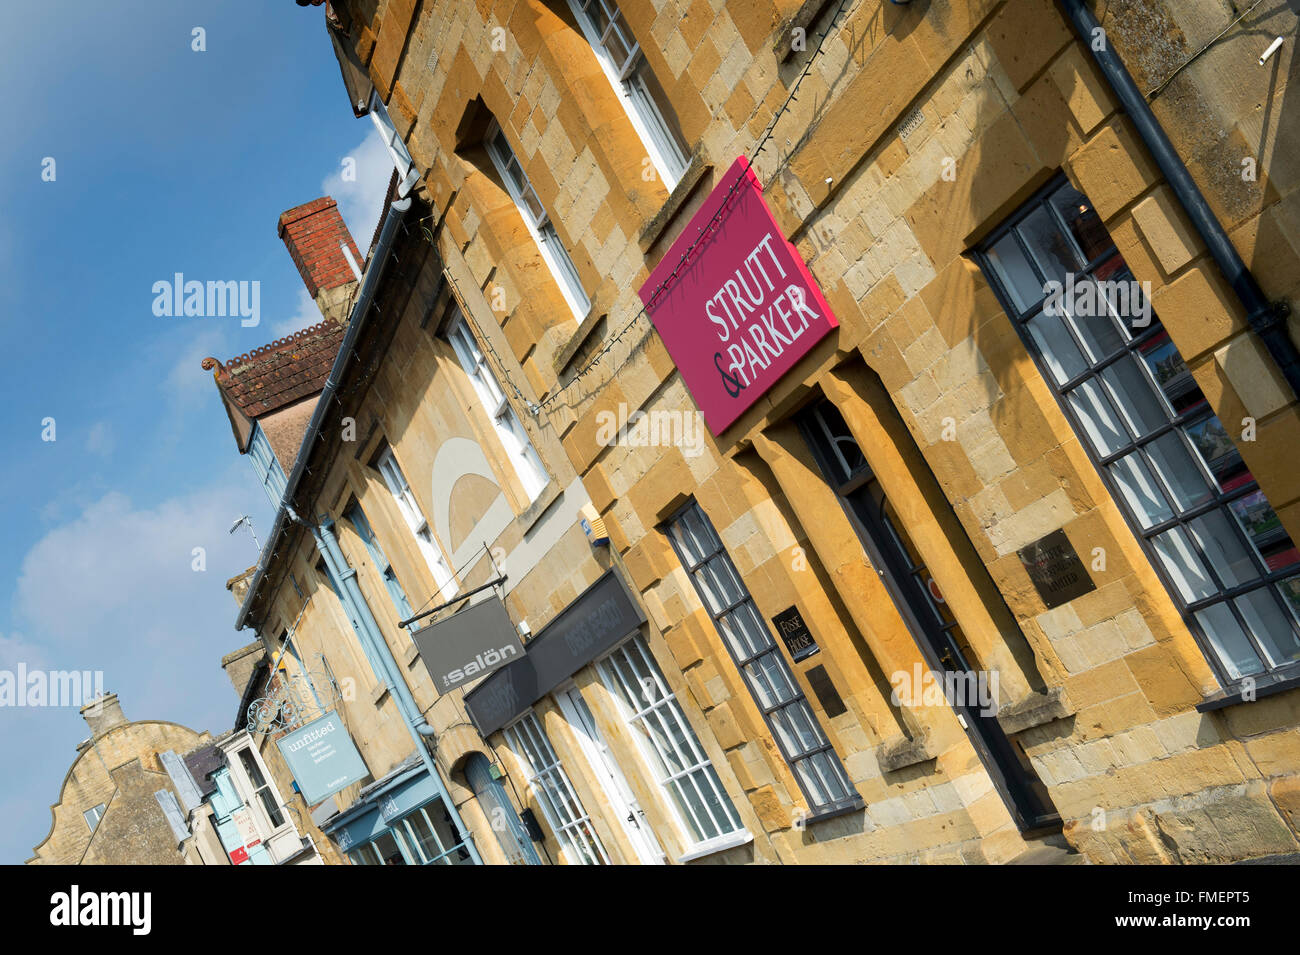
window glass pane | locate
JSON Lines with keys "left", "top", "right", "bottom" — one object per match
{"left": 1235, "top": 589, "right": 1300, "bottom": 670}
{"left": 1187, "top": 510, "right": 1259, "bottom": 589}
{"left": 1016, "top": 206, "right": 1080, "bottom": 285}
{"left": 1152, "top": 527, "right": 1216, "bottom": 603}
{"left": 1067, "top": 378, "right": 1127, "bottom": 456}
{"left": 1194, "top": 603, "right": 1264, "bottom": 679}
{"left": 1048, "top": 187, "right": 1110, "bottom": 262}
{"left": 1184, "top": 416, "right": 1248, "bottom": 492}
{"left": 1143, "top": 432, "right": 1213, "bottom": 513}
{"left": 1279, "top": 575, "right": 1300, "bottom": 622}
{"left": 1065, "top": 286, "right": 1126, "bottom": 363}
{"left": 372, "top": 832, "right": 406, "bottom": 865}
{"left": 1228, "top": 490, "right": 1299, "bottom": 572}
{"left": 1026, "top": 312, "right": 1087, "bottom": 384}
{"left": 1099, "top": 354, "right": 1167, "bottom": 439}
{"left": 1138, "top": 334, "right": 1203, "bottom": 416}
{"left": 1096, "top": 264, "right": 1152, "bottom": 336}
{"left": 986, "top": 233, "right": 1043, "bottom": 314}
{"left": 403, "top": 809, "right": 446, "bottom": 863}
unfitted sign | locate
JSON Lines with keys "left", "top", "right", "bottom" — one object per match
{"left": 275, "top": 710, "right": 369, "bottom": 805}
{"left": 639, "top": 156, "right": 839, "bottom": 435}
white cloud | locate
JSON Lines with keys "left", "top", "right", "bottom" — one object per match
{"left": 0, "top": 632, "right": 49, "bottom": 671}
{"left": 84, "top": 421, "right": 114, "bottom": 458}
{"left": 264, "top": 287, "right": 323, "bottom": 340}
{"left": 321, "top": 129, "right": 395, "bottom": 256}
{"left": 14, "top": 484, "right": 261, "bottom": 662}
{"left": 163, "top": 326, "right": 233, "bottom": 407}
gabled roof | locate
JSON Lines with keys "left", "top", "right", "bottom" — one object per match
{"left": 202, "top": 320, "right": 345, "bottom": 420}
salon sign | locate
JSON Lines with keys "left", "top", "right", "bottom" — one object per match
{"left": 639, "top": 156, "right": 839, "bottom": 435}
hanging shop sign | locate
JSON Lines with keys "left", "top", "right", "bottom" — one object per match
{"left": 412, "top": 595, "right": 522, "bottom": 694}
{"left": 465, "top": 569, "right": 646, "bottom": 736}
{"left": 639, "top": 156, "right": 839, "bottom": 435}
{"left": 276, "top": 710, "right": 369, "bottom": 805}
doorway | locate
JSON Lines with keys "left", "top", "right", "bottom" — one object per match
{"left": 555, "top": 685, "right": 667, "bottom": 864}
{"left": 799, "top": 399, "right": 1060, "bottom": 833}
{"left": 464, "top": 753, "right": 543, "bottom": 864}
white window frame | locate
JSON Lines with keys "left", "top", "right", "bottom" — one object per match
{"left": 505, "top": 710, "right": 610, "bottom": 865}
{"left": 229, "top": 743, "right": 291, "bottom": 837}
{"left": 84, "top": 803, "right": 107, "bottom": 832}
{"left": 596, "top": 635, "right": 749, "bottom": 859}
{"left": 368, "top": 90, "right": 421, "bottom": 197}
{"left": 248, "top": 424, "right": 287, "bottom": 509}
{"left": 447, "top": 311, "right": 549, "bottom": 503}
{"left": 376, "top": 446, "right": 458, "bottom": 602}
{"left": 567, "top": 0, "right": 690, "bottom": 188}
{"left": 554, "top": 684, "right": 667, "bottom": 864}
{"left": 484, "top": 119, "right": 591, "bottom": 320}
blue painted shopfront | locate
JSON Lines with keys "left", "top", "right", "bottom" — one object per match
{"left": 324, "top": 759, "right": 474, "bottom": 865}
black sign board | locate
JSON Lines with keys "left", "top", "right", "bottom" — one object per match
{"left": 412, "top": 596, "right": 520, "bottom": 694}
{"left": 772, "top": 606, "right": 819, "bottom": 662}
{"left": 465, "top": 569, "right": 647, "bottom": 736}
{"left": 805, "top": 665, "right": 847, "bottom": 718}
{"left": 1017, "top": 528, "right": 1096, "bottom": 609}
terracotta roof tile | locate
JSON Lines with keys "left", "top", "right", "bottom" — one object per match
{"left": 202, "top": 320, "right": 345, "bottom": 419}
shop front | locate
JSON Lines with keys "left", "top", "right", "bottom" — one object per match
{"left": 323, "top": 757, "right": 474, "bottom": 866}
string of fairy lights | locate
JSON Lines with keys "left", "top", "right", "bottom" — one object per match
{"left": 458, "top": 0, "right": 859, "bottom": 429}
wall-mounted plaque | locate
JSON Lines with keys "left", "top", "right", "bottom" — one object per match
{"left": 1017, "top": 528, "right": 1096, "bottom": 609}
{"left": 805, "top": 665, "right": 847, "bottom": 718}
{"left": 772, "top": 605, "right": 820, "bottom": 662}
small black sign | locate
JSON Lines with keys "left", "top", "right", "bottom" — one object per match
{"left": 772, "top": 606, "right": 820, "bottom": 662}
{"left": 1017, "top": 528, "right": 1096, "bottom": 609}
{"left": 805, "top": 665, "right": 847, "bottom": 718}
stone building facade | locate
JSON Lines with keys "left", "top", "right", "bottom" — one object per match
{"left": 275, "top": 0, "right": 1300, "bottom": 863}
{"left": 27, "top": 693, "right": 226, "bottom": 865}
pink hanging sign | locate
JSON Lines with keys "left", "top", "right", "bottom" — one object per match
{"left": 639, "top": 156, "right": 839, "bottom": 435}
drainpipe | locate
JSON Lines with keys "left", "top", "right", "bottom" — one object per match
{"left": 1058, "top": 0, "right": 1300, "bottom": 399}
{"left": 311, "top": 515, "right": 484, "bottom": 866}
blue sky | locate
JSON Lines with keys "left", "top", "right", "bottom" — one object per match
{"left": 0, "top": 1, "right": 393, "bottom": 862}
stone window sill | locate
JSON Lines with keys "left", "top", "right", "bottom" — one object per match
{"left": 402, "top": 640, "right": 420, "bottom": 668}
{"left": 676, "top": 828, "right": 754, "bottom": 863}
{"left": 805, "top": 799, "right": 866, "bottom": 826}
{"left": 637, "top": 148, "right": 712, "bottom": 253}
{"left": 517, "top": 480, "right": 561, "bottom": 536}
{"left": 875, "top": 732, "right": 934, "bottom": 773}
{"left": 996, "top": 686, "right": 1073, "bottom": 736}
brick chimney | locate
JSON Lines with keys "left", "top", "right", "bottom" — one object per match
{"left": 81, "top": 691, "right": 128, "bottom": 738}
{"left": 278, "top": 196, "right": 362, "bottom": 325}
